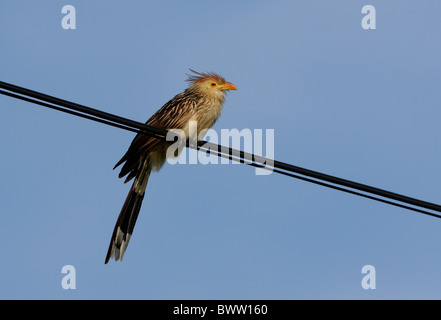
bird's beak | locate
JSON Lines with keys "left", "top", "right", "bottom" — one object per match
{"left": 220, "top": 82, "right": 237, "bottom": 91}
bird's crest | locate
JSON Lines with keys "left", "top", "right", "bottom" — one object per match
{"left": 186, "top": 69, "right": 226, "bottom": 85}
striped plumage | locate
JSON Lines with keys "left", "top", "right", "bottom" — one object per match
{"left": 105, "top": 70, "right": 237, "bottom": 263}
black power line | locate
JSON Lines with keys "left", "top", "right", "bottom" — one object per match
{"left": 1, "top": 80, "right": 441, "bottom": 219}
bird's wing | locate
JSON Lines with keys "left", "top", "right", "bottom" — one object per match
{"left": 114, "top": 93, "right": 197, "bottom": 180}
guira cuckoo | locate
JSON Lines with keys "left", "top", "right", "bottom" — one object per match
{"left": 105, "top": 70, "right": 237, "bottom": 263}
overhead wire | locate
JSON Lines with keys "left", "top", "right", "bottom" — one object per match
{"left": 1, "top": 80, "right": 441, "bottom": 219}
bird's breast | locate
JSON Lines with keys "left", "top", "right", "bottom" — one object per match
{"left": 195, "top": 101, "right": 223, "bottom": 134}
{"left": 183, "top": 100, "right": 223, "bottom": 141}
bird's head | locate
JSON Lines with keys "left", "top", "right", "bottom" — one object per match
{"left": 186, "top": 69, "right": 237, "bottom": 101}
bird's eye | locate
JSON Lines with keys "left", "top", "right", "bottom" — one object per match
{"left": 210, "top": 82, "right": 217, "bottom": 87}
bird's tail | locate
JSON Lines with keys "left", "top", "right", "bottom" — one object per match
{"left": 105, "top": 159, "right": 151, "bottom": 264}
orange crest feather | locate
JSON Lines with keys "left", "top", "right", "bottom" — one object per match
{"left": 186, "top": 69, "right": 226, "bottom": 85}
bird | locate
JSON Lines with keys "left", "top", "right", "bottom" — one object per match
{"left": 105, "top": 70, "right": 237, "bottom": 263}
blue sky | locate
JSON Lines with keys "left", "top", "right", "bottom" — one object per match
{"left": 1, "top": 1, "right": 441, "bottom": 299}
